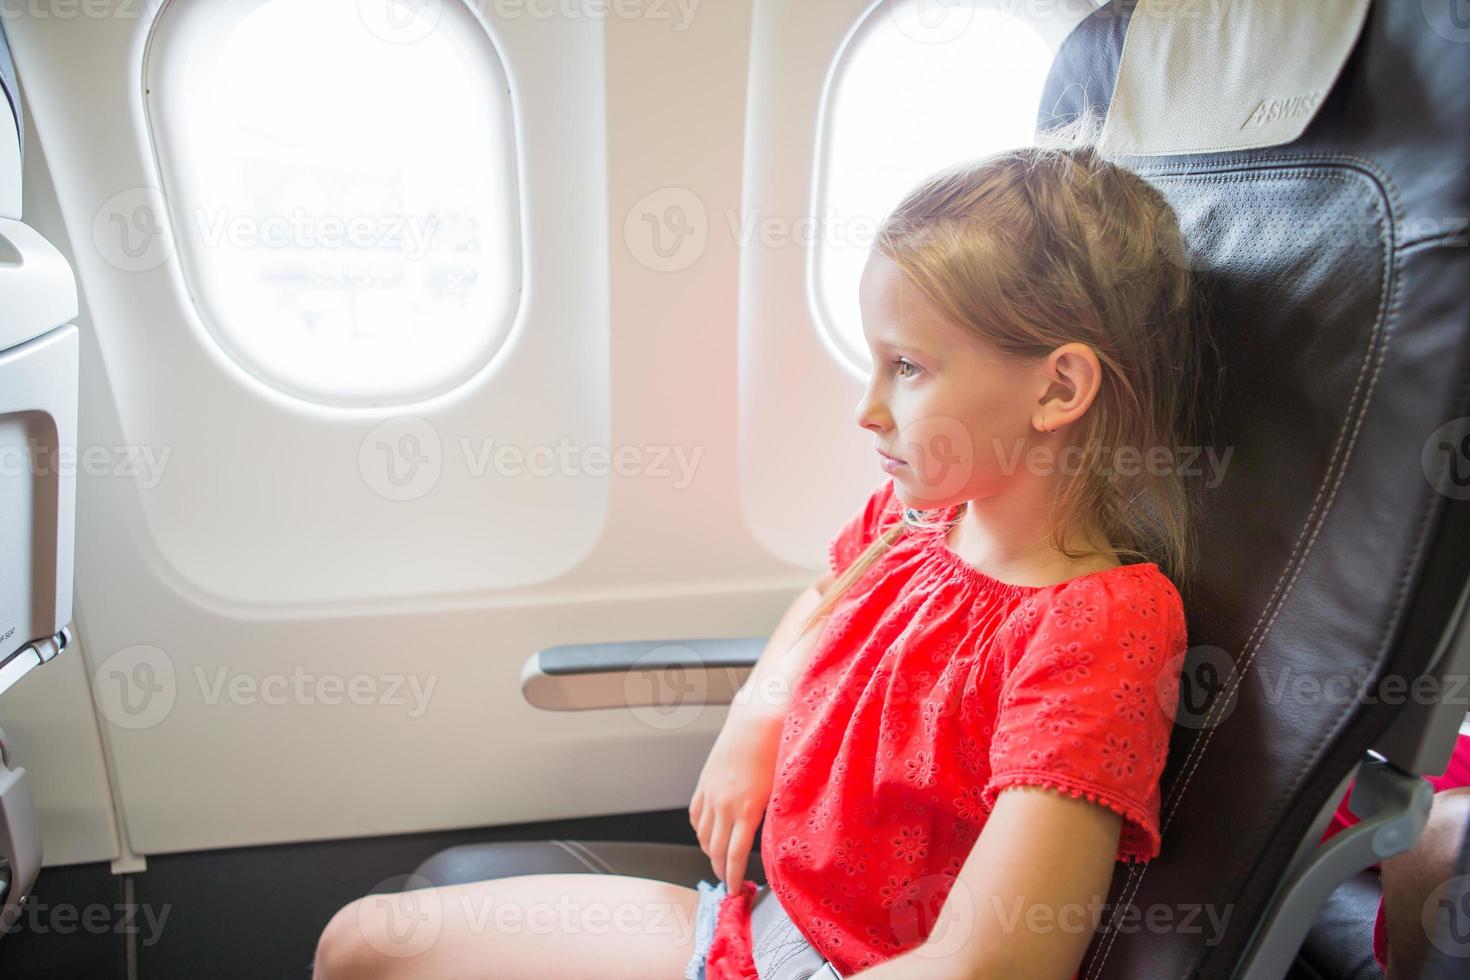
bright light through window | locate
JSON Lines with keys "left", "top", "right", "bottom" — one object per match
{"left": 149, "top": 0, "right": 519, "bottom": 405}
{"left": 812, "top": 6, "right": 1054, "bottom": 371}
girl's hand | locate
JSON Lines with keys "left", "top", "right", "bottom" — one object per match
{"left": 688, "top": 703, "right": 784, "bottom": 891}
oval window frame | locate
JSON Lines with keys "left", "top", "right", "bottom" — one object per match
{"left": 141, "top": 0, "right": 524, "bottom": 408}
{"left": 805, "top": 0, "right": 1057, "bottom": 380}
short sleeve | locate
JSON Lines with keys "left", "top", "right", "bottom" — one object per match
{"left": 826, "top": 479, "right": 903, "bottom": 575}
{"left": 982, "top": 568, "right": 1188, "bottom": 864}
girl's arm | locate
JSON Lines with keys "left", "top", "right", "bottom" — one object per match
{"left": 729, "top": 569, "right": 836, "bottom": 726}
{"left": 849, "top": 785, "right": 1123, "bottom": 980}
{"left": 689, "top": 571, "right": 837, "bottom": 886}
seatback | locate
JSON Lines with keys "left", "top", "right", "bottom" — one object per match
{"left": 0, "top": 14, "right": 80, "bottom": 938}
{"left": 1035, "top": 2, "right": 1470, "bottom": 978}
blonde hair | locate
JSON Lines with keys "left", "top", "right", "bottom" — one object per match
{"left": 800, "top": 110, "right": 1215, "bottom": 641}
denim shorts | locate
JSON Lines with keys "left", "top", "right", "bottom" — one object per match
{"left": 685, "top": 879, "right": 837, "bottom": 980}
{"left": 684, "top": 879, "right": 729, "bottom": 980}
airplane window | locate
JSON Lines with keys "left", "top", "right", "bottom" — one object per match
{"left": 145, "top": 0, "right": 520, "bottom": 406}
{"left": 812, "top": 4, "right": 1054, "bottom": 373}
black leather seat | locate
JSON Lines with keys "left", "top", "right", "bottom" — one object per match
{"left": 413, "top": 2, "right": 1470, "bottom": 978}
{"left": 1290, "top": 869, "right": 1384, "bottom": 980}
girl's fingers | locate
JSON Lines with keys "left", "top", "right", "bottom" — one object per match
{"left": 708, "top": 813, "right": 731, "bottom": 882}
{"left": 725, "top": 820, "right": 750, "bottom": 891}
{"left": 695, "top": 800, "right": 714, "bottom": 856}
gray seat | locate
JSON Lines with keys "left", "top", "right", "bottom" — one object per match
{"left": 413, "top": 839, "right": 765, "bottom": 893}
{"left": 1290, "top": 869, "right": 1383, "bottom": 980}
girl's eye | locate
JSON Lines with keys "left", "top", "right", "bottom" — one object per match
{"left": 894, "top": 357, "right": 920, "bottom": 379}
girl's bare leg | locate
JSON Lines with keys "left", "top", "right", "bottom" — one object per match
{"left": 312, "top": 872, "right": 704, "bottom": 980}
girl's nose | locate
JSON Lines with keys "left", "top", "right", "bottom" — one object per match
{"left": 855, "top": 389, "right": 890, "bottom": 433}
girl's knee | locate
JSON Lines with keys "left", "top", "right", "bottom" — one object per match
{"left": 313, "top": 898, "right": 397, "bottom": 980}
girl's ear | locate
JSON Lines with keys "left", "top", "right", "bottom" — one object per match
{"left": 1034, "top": 343, "right": 1103, "bottom": 433}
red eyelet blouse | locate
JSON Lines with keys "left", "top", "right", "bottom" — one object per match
{"left": 704, "top": 478, "right": 1189, "bottom": 978}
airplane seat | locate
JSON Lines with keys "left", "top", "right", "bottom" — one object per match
{"left": 0, "top": 18, "right": 79, "bottom": 939}
{"left": 1290, "top": 867, "right": 1385, "bottom": 980}
{"left": 410, "top": 2, "right": 1470, "bottom": 978}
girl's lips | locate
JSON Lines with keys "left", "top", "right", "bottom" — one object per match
{"left": 878, "top": 450, "right": 908, "bottom": 472}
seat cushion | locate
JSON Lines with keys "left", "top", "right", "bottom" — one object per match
{"left": 411, "top": 839, "right": 767, "bottom": 892}
{"left": 1294, "top": 868, "right": 1383, "bottom": 980}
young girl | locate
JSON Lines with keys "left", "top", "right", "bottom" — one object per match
{"left": 686, "top": 134, "right": 1205, "bottom": 980}
{"left": 311, "top": 126, "right": 1206, "bottom": 980}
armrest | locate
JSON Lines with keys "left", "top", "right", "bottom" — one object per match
{"left": 521, "top": 637, "right": 766, "bottom": 711}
